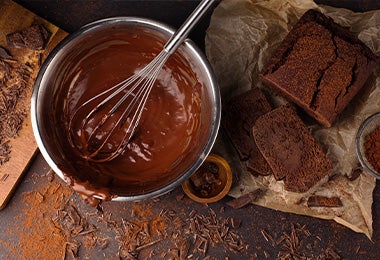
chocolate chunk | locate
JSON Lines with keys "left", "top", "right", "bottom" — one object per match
{"left": 226, "top": 188, "right": 266, "bottom": 209}
{"left": 0, "top": 47, "right": 12, "bottom": 60}
{"left": 348, "top": 166, "right": 363, "bottom": 181}
{"left": 307, "top": 195, "right": 343, "bottom": 207}
{"left": 6, "top": 24, "right": 51, "bottom": 50}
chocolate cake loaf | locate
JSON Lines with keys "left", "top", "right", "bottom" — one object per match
{"left": 260, "top": 9, "right": 378, "bottom": 127}
{"left": 252, "top": 105, "right": 332, "bottom": 193}
{"left": 222, "top": 88, "right": 272, "bottom": 176}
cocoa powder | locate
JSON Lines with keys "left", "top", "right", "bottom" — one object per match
{"left": 364, "top": 125, "right": 380, "bottom": 173}
{"left": 3, "top": 178, "right": 73, "bottom": 259}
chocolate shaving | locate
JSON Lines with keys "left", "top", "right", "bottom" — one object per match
{"left": 261, "top": 229, "right": 275, "bottom": 247}
{"left": 0, "top": 141, "right": 11, "bottom": 165}
{"left": 185, "top": 208, "right": 247, "bottom": 254}
{"left": 307, "top": 196, "right": 343, "bottom": 207}
{"left": 0, "top": 49, "right": 32, "bottom": 165}
{"left": 1, "top": 111, "right": 25, "bottom": 138}
{"left": 230, "top": 217, "right": 241, "bottom": 228}
{"left": 0, "top": 173, "right": 9, "bottom": 182}
{"left": 316, "top": 246, "right": 341, "bottom": 260}
{"left": 226, "top": 188, "right": 266, "bottom": 209}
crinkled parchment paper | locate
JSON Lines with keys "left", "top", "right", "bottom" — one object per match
{"left": 206, "top": 0, "right": 380, "bottom": 239}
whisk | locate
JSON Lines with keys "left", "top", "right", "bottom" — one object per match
{"left": 68, "top": 0, "right": 215, "bottom": 163}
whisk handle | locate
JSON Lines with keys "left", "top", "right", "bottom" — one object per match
{"left": 164, "top": 0, "right": 216, "bottom": 54}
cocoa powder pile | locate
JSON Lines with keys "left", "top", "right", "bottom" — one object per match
{"left": 364, "top": 125, "right": 380, "bottom": 173}
{"left": 3, "top": 175, "right": 73, "bottom": 259}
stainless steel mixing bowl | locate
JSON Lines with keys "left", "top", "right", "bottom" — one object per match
{"left": 31, "top": 17, "right": 221, "bottom": 201}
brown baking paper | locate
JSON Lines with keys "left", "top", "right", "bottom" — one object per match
{"left": 206, "top": 0, "right": 380, "bottom": 239}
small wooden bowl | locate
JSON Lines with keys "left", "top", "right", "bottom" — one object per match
{"left": 182, "top": 154, "right": 232, "bottom": 203}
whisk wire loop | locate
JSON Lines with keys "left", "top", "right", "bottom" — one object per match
{"left": 68, "top": 0, "right": 215, "bottom": 162}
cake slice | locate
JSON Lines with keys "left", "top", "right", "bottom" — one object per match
{"left": 260, "top": 9, "right": 378, "bottom": 127}
{"left": 222, "top": 87, "right": 272, "bottom": 176}
{"left": 252, "top": 105, "right": 332, "bottom": 192}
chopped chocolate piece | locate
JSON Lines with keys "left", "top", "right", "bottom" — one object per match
{"left": 0, "top": 46, "right": 12, "bottom": 60}
{"left": 230, "top": 217, "right": 242, "bottom": 228}
{"left": 2, "top": 111, "right": 25, "bottom": 138}
{"left": 222, "top": 88, "right": 273, "bottom": 176}
{"left": 260, "top": 9, "right": 378, "bottom": 127}
{"left": 226, "top": 188, "right": 266, "bottom": 209}
{"left": 253, "top": 105, "right": 332, "bottom": 192}
{"left": 348, "top": 165, "right": 363, "bottom": 181}
{"left": 189, "top": 161, "right": 223, "bottom": 198}
{"left": 318, "top": 246, "right": 342, "bottom": 260}
{"left": 307, "top": 195, "right": 343, "bottom": 207}
{"left": 6, "top": 24, "right": 51, "bottom": 50}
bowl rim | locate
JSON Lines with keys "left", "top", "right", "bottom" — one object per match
{"left": 355, "top": 111, "right": 380, "bottom": 179}
{"left": 31, "top": 16, "right": 221, "bottom": 201}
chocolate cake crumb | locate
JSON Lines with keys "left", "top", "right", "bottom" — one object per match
{"left": 6, "top": 24, "right": 51, "bottom": 50}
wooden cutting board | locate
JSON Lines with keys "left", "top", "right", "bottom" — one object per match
{"left": 0, "top": 0, "right": 67, "bottom": 209}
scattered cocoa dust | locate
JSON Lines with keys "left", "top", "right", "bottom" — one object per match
{"left": 3, "top": 177, "right": 73, "bottom": 259}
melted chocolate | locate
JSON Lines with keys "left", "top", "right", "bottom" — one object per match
{"left": 55, "top": 27, "right": 202, "bottom": 201}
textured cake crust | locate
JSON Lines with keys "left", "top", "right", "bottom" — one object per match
{"left": 252, "top": 105, "right": 332, "bottom": 193}
{"left": 260, "top": 9, "right": 378, "bottom": 127}
{"left": 222, "top": 88, "right": 272, "bottom": 176}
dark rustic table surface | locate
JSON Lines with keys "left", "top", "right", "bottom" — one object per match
{"left": 1, "top": 1, "right": 380, "bottom": 259}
